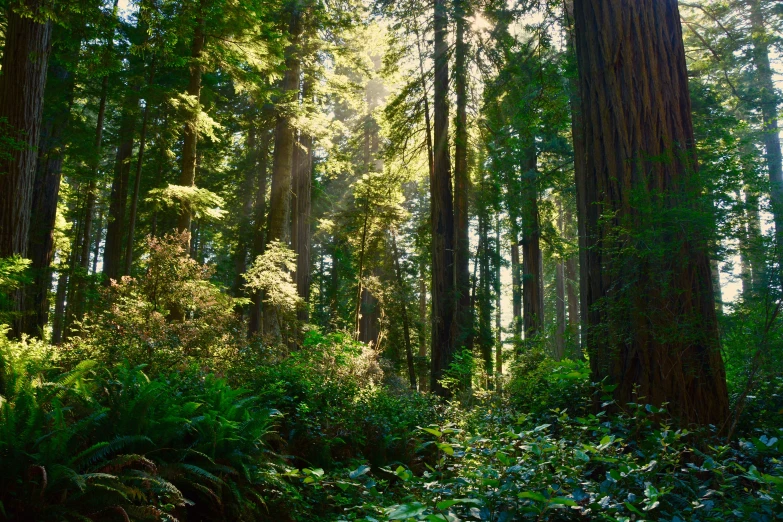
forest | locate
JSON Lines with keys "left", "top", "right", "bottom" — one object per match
{"left": 0, "top": 0, "right": 782, "bottom": 519}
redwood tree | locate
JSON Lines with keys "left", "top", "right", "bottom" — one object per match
{"left": 573, "top": 0, "right": 729, "bottom": 426}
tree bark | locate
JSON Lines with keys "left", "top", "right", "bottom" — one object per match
{"left": 248, "top": 126, "right": 271, "bottom": 336}
{"left": 573, "top": 0, "right": 729, "bottom": 426}
{"left": 292, "top": 81, "right": 313, "bottom": 322}
{"left": 453, "top": 0, "right": 472, "bottom": 354}
{"left": 232, "top": 121, "right": 257, "bottom": 312}
{"left": 749, "top": 0, "right": 783, "bottom": 282}
{"left": 510, "top": 234, "right": 522, "bottom": 342}
{"left": 521, "top": 146, "right": 542, "bottom": 338}
{"left": 0, "top": 0, "right": 53, "bottom": 336}
{"left": 124, "top": 64, "right": 156, "bottom": 275}
{"left": 23, "top": 55, "right": 74, "bottom": 337}
{"left": 430, "top": 0, "right": 456, "bottom": 397}
{"left": 176, "top": 8, "right": 207, "bottom": 241}
{"left": 102, "top": 99, "right": 136, "bottom": 283}
{"left": 391, "top": 231, "right": 416, "bottom": 388}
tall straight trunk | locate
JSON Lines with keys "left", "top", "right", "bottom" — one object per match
{"left": 737, "top": 190, "right": 753, "bottom": 297}
{"left": 554, "top": 203, "right": 566, "bottom": 360}
{"left": 24, "top": 56, "right": 74, "bottom": 337}
{"left": 417, "top": 257, "right": 428, "bottom": 390}
{"left": 521, "top": 146, "right": 542, "bottom": 338}
{"left": 564, "top": 207, "right": 581, "bottom": 357}
{"left": 264, "top": 14, "right": 300, "bottom": 337}
{"left": 430, "top": 0, "right": 456, "bottom": 397}
{"left": 233, "top": 123, "right": 257, "bottom": 309}
{"left": 510, "top": 234, "right": 522, "bottom": 342}
{"left": 292, "top": 81, "right": 313, "bottom": 322}
{"left": 564, "top": 0, "right": 589, "bottom": 353}
{"left": 51, "top": 253, "right": 69, "bottom": 344}
{"left": 92, "top": 206, "right": 104, "bottom": 274}
{"left": 354, "top": 205, "right": 370, "bottom": 340}
{"left": 102, "top": 100, "right": 136, "bottom": 282}
{"left": 176, "top": 9, "right": 207, "bottom": 241}
{"left": 573, "top": 0, "right": 729, "bottom": 426}
{"left": 494, "top": 217, "right": 502, "bottom": 383}
{"left": 248, "top": 127, "right": 271, "bottom": 336}
{"left": 749, "top": 0, "right": 783, "bottom": 280}
{"left": 391, "top": 232, "right": 416, "bottom": 388}
{"left": 124, "top": 64, "right": 156, "bottom": 275}
{"left": 0, "top": 0, "right": 52, "bottom": 336}
{"left": 414, "top": 27, "right": 434, "bottom": 180}
{"left": 453, "top": 0, "right": 472, "bottom": 354}
{"left": 477, "top": 212, "right": 493, "bottom": 385}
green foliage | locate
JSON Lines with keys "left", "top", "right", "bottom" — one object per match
{"left": 244, "top": 240, "right": 302, "bottom": 315}
{"left": 70, "top": 233, "right": 242, "bottom": 371}
{"left": 0, "top": 332, "right": 293, "bottom": 521}
{"left": 0, "top": 256, "right": 31, "bottom": 326}
{"left": 507, "top": 348, "right": 590, "bottom": 415}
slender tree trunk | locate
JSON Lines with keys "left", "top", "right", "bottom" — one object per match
{"left": 0, "top": 0, "right": 53, "bottom": 336}
{"left": 564, "top": 0, "right": 589, "bottom": 353}
{"left": 430, "top": 0, "right": 456, "bottom": 397}
{"left": 248, "top": 126, "right": 271, "bottom": 336}
{"left": 391, "top": 231, "right": 416, "bottom": 388}
{"left": 176, "top": 8, "right": 206, "bottom": 241}
{"left": 749, "top": 0, "right": 783, "bottom": 281}
{"left": 510, "top": 233, "right": 522, "bottom": 342}
{"left": 92, "top": 205, "right": 103, "bottom": 274}
{"left": 521, "top": 146, "right": 542, "bottom": 338}
{"left": 564, "top": 206, "right": 581, "bottom": 357}
{"left": 494, "top": 217, "right": 502, "bottom": 385}
{"left": 414, "top": 27, "right": 434, "bottom": 180}
{"left": 51, "top": 252, "right": 69, "bottom": 344}
{"left": 554, "top": 203, "right": 566, "bottom": 359}
{"left": 573, "top": 0, "right": 729, "bottom": 426}
{"left": 233, "top": 122, "right": 257, "bottom": 312}
{"left": 24, "top": 56, "right": 74, "bottom": 337}
{"left": 292, "top": 81, "right": 313, "bottom": 322}
{"left": 453, "top": 0, "right": 472, "bottom": 354}
{"left": 102, "top": 100, "right": 136, "bottom": 282}
{"left": 124, "top": 64, "right": 156, "bottom": 275}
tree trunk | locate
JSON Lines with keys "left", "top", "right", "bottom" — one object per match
{"left": 176, "top": 9, "right": 206, "bottom": 241}
{"left": 0, "top": 0, "right": 53, "bottom": 336}
{"left": 391, "top": 232, "right": 416, "bottom": 388}
{"left": 232, "top": 122, "right": 257, "bottom": 313}
{"left": 510, "top": 234, "right": 522, "bottom": 342}
{"left": 573, "top": 0, "right": 729, "bottom": 426}
{"left": 51, "top": 253, "right": 69, "bottom": 345}
{"left": 564, "top": 205, "right": 581, "bottom": 357}
{"left": 521, "top": 146, "right": 542, "bottom": 338}
{"left": 430, "top": 0, "right": 456, "bottom": 397}
{"left": 23, "top": 56, "right": 74, "bottom": 337}
{"left": 564, "top": 0, "right": 589, "bottom": 354}
{"left": 102, "top": 100, "right": 136, "bottom": 283}
{"left": 248, "top": 126, "right": 271, "bottom": 336}
{"left": 453, "top": 0, "right": 472, "bottom": 354}
{"left": 292, "top": 81, "right": 313, "bottom": 322}
{"left": 554, "top": 204, "right": 566, "bottom": 360}
{"left": 749, "top": 0, "right": 783, "bottom": 282}
{"left": 494, "top": 217, "right": 502, "bottom": 386}
{"left": 124, "top": 64, "right": 156, "bottom": 275}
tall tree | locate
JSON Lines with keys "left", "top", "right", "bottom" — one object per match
{"left": 0, "top": 0, "right": 53, "bottom": 335}
{"left": 573, "top": 0, "right": 729, "bottom": 425}
{"left": 430, "top": 0, "right": 456, "bottom": 396}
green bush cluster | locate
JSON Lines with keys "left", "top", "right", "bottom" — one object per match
{"left": 0, "top": 332, "right": 293, "bottom": 521}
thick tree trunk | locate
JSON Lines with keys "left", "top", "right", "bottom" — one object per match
{"left": 453, "top": 0, "right": 472, "bottom": 354}
{"left": 521, "top": 146, "right": 542, "bottom": 338}
{"left": 176, "top": 14, "right": 206, "bottom": 241}
{"left": 430, "top": 0, "right": 456, "bottom": 397}
{"left": 0, "top": 0, "right": 52, "bottom": 336}
{"left": 573, "top": 0, "right": 729, "bottom": 426}
{"left": 23, "top": 57, "right": 74, "bottom": 337}
{"left": 749, "top": 0, "right": 783, "bottom": 281}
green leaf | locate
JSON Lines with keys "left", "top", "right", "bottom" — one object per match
{"left": 437, "top": 443, "right": 455, "bottom": 455}
{"left": 436, "top": 498, "right": 482, "bottom": 510}
{"left": 575, "top": 449, "right": 590, "bottom": 462}
{"left": 550, "top": 497, "right": 577, "bottom": 506}
{"left": 388, "top": 502, "right": 426, "bottom": 520}
{"left": 625, "top": 502, "right": 644, "bottom": 516}
{"left": 518, "top": 492, "right": 547, "bottom": 502}
{"left": 421, "top": 427, "right": 443, "bottom": 438}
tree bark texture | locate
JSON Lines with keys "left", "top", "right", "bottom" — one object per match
{"left": 430, "top": 0, "right": 456, "bottom": 397}
{"left": 573, "top": 0, "right": 729, "bottom": 426}
{"left": 521, "top": 146, "right": 542, "bottom": 338}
